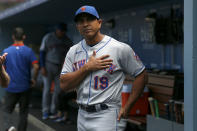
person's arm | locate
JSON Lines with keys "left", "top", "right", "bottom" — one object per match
{"left": 29, "top": 48, "right": 39, "bottom": 87}
{"left": 40, "top": 34, "right": 48, "bottom": 76}
{"left": 39, "top": 51, "right": 47, "bottom": 76}
{"left": 60, "top": 51, "right": 113, "bottom": 91}
{"left": 0, "top": 66, "right": 10, "bottom": 88}
{"left": 31, "top": 63, "right": 39, "bottom": 87}
{"left": 0, "top": 53, "right": 10, "bottom": 88}
{"left": 117, "top": 44, "right": 148, "bottom": 120}
{"left": 117, "top": 70, "right": 148, "bottom": 120}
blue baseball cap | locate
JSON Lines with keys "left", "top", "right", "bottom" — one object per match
{"left": 74, "top": 5, "right": 99, "bottom": 21}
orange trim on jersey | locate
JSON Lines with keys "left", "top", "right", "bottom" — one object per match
{"left": 81, "top": 7, "right": 86, "bottom": 11}
{"left": 12, "top": 42, "right": 24, "bottom": 46}
{"left": 32, "top": 60, "right": 38, "bottom": 64}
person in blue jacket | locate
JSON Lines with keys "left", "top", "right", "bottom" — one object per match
{"left": 2, "top": 27, "right": 39, "bottom": 131}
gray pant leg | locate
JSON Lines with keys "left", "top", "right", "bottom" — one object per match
{"left": 77, "top": 108, "right": 126, "bottom": 131}
{"left": 50, "top": 74, "right": 61, "bottom": 114}
{"left": 46, "top": 71, "right": 54, "bottom": 114}
{"left": 45, "top": 62, "right": 61, "bottom": 114}
{"left": 42, "top": 76, "right": 51, "bottom": 113}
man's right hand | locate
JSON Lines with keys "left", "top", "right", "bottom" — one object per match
{"left": 0, "top": 53, "right": 8, "bottom": 66}
{"left": 85, "top": 51, "right": 113, "bottom": 71}
{"left": 41, "top": 67, "right": 47, "bottom": 76}
{"left": 0, "top": 53, "right": 8, "bottom": 72}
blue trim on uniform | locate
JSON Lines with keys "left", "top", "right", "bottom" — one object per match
{"left": 81, "top": 41, "right": 88, "bottom": 62}
{"left": 81, "top": 37, "right": 112, "bottom": 105}
{"left": 75, "top": 51, "right": 84, "bottom": 54}
{"left": 61, "top": 71, "right": 67, "bottom": 75}
{"left": 134, "top": 65, "right": 145, "bottom": 77}
{"left": 81, "top": 40, "right": 92, "bottom": 105}
{"left": 39, "top": 51, "right": 46, "bottom": 67}
{"left": 81, "top": 41, "right": 89, "bottom": 105}
{"left": 116, "top": 109, "right": 118, "bottom": 131}
{"left": 96, "top": 37, "right": 112, "bottom": 53}
{"left": 87, "top": 73, "right": 93, "bottom": 105}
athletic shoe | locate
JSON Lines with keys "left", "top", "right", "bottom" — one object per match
{"left": 8, "top": 126, "right": 16, "bottom": 131}
{"left": 49, "top": 113, "right": 58, "bottom": 119}
{"left": 54, "top": 116, "right": 66, "bottom": 122}
{"left": 42, "top": 112, "right": 49, "bottom": 120}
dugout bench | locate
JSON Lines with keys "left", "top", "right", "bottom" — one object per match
{"left": 124, "top": 72, "right": 178, "bottom": 130}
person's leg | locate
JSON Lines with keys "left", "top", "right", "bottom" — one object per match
{"left": 2, "top": 92, "right": 19, "bottom": 131}
{"left": 54, "top": 91, "right": 64, "bottom": 121}
{"left": 63, "top": 91, "right": 77, "bottom": 121}
{"left": 54, "top": 91, "right": 69, "bottom": 122}
{"left": 46, "top": 63, "right": 64, "bottom": 117}
{"left": 77, "top": 109, "right": 86, "bottom": 131}
{"left": 45, "top": 62, "right": 55, "bottom": 115}
{"left": 78, "top": 107, "right": 127, "bottom": 131}
{"left": 41, "top": 76, "right": 51, "bottom": 119}
{"left": 56, "top": 90, "right": 66, "bottom": 113}
{"left": 50, "top": 65, "right": 61, "bottom": 114}
{"left": 17, "top": 89, "right": 31, "bottom": 131}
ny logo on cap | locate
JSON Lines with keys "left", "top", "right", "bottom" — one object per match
{"left": 81, "top": 7, "right": 86, "bottom": 11}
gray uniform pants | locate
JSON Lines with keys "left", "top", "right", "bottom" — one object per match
{"left": 42, "top": 61, "right": 62, "bottom": 114}
{"left": 78, "top": 107, "right": 126, "bottom": 131}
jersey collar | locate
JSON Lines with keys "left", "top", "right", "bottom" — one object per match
{"left": 83, "top": 35, "right": 110, "bottom": 49}
{"left": 12, "top": 42, "right": 24, "bottom": 46}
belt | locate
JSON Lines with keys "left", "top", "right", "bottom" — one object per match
{"left": 79, "top": 104, "right": 108, "bottom": 112}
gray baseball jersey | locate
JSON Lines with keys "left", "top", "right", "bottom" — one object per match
{"left": 61, "top": 35, "right": 145, "bottom": 107}
{"left": 40, "top": 32, "right": 73, "bottom": 65}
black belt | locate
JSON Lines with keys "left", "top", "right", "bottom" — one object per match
{"left": 79, "top": 104, "right": 108, "bottom": 112}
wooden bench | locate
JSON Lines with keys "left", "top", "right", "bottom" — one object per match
{"left": 124, "top": 73, "right": 176, "bottom": 128}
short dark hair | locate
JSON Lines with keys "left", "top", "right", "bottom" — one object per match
{"left": 12, "top": 27, "right": 25, "bottom": 41}
{"left": 55, "top": 23, "right": 67, "bottom": 31}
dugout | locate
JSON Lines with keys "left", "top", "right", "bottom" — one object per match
{"left": 0, "top": 0, "right": 184, "bottom": 71}
{"left": 0, "top": 0, "right": 196, "bottom": 131}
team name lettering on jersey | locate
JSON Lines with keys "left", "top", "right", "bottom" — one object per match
{"left": 72, "top": 59, "right": 86, "bottom": 71}
{"left": 72, "top": 59, "right": 117, "bottom": 74}
{"left": 104, "top": 64, "right": 117, "bottom": 74}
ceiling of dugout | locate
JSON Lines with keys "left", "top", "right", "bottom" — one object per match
{"left": 0, "top": 0, "right": 168, "bottom": 24}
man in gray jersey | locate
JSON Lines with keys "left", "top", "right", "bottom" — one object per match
{"left": 60, "top": 5, "right": 147, "bottom": 131}
{"left": 40, "top": 23, "right": 73, "bottom": 119}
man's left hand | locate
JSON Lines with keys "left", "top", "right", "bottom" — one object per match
{"left": 31, "top": 79, "right": 36, "bottom": 87}
{"left": 117, "top": 107, "right": 130, "bottom": 121}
